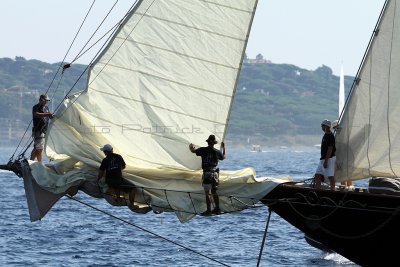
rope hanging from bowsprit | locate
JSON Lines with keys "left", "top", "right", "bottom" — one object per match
{"left": 257, "top": 208, "right": 273, "bottom": 267}
{"left": 67, "top": 195, "right": 231, "bottom": 266}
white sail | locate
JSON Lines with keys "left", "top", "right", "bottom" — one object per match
{"left": 48, "top": 0, "right": 260, "bottom": 169}
{"left": 25, "top": 0, "right": 289, "bottom": 222}
{"left": 335, "top": 0, "right": 400, "bottom": 182}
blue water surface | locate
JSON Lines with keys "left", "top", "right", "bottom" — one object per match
{"left": 0, "top": 147, "right": 359, "bottom": 266}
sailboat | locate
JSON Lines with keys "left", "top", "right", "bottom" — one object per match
{"left": 0, "top": 0, "right": 289, "bottom": 223}
{"left": 262, "top": 0, "right": 400, "bottom": 266}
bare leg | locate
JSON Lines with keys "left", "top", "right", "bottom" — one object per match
{"left": 37, "top": 149, "right": 43, "bottom": 162}
{"left": 329, "top": 176, "right": 335, "bottom": 191}
{"left": 341, "top": 181, "right": 353, "bottom": 187}
{"left": 127, "top": 189, "right": 140, "bottom": 210}
{"left": 315, "top": 174, "right": 323, "bottom": 189}
{"left": 30, "top": 148, "right": 37, "bottom": 160}
{"left": 211, "top": 187, "right": 219, "bottom": 210}
{"left": 204, "top": 188, "right": 211, "bottom": 212}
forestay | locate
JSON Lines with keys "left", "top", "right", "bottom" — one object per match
{"left": 26, "top": 0, "right": 289, "bottom": 222}
{"left": 335, "top": 0, "right": 400, "bottom": 182}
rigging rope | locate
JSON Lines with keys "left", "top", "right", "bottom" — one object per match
{"left": 47, "top": 1, "right": 139, "bottom": 120}
{"left": 10, "top": 0, "right": 96, "bottom": 159}
{"left": 95, "top": 181, "right": 266, "bottom": 216}
{"left": 257, "top": 209, "right": 272, "bottom": 267}
{"left": 66, "top": 195, "right": 231, "bottom": 267}
{"left": 10, "top": 1, "right": 137, "bottom": 161}
{"left": 70, "top": 0, "right": 119, "bottom": 64}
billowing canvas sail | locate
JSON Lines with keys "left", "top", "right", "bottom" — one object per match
{"left": 335, "top": 0, "right": 400, "bottom": 182}
{"left": 48, "top": 0, "right": 259, "bottom": 169}
{"left": 24, "top": 0, "right": 289, "bottom": 222}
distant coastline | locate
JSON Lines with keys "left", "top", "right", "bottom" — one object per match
{"left": 227, "top": 134, "right": 320, "bottom": 149}
{"left": 0, "top": 134, "right": 321, "bottom": 149}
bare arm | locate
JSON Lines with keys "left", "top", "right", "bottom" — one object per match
{"left": 97, "top": 169, "right": 105, "bottom": 180}
{"left": 221, "top": 142, "right": 226, "bottom": 159}
{"left": 189, "top": 143, "right": 196, "bottom": 153}
{"left": 33, "top": 111, "right": 54, "bottom": 119}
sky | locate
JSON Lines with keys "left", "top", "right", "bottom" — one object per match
{"left": 0, "top": 0, "right": 386, "bottom": 76}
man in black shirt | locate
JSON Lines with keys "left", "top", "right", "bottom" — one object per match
{"left": 315, "top": 119, "right": 336, "bottom": 191}
{"left": 30, "top": 94, "right": 53, "bottom": 162}
{"left": 189, "top": 135, "right": 226, "bottom": 216}
{"left": 97, "top": 144, "right": 135, "bottom": 205}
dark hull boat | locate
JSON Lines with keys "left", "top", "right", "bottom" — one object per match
{"left": 261, "top": 0, "right": 400, "bottom": 266}
{"left": 262, "top": 182, "right": 400, "bottom": 266}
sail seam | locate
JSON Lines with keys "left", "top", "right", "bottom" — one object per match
{"left": 199, "top": 0, "right": 254, "bottom": 13}
{"left": 112, "top": 37, "right": 241, "bottom": 70}
{"left": 87, "top": 87, "right": 227, "bottom": 125}
{"left": 91, "top": 63, "right": 234, "bottom": 98}
{"left": 125, "top": 153, "right": 183, "bottom": 167}
{"left": 134, "top": 12, "right": 248, "bottom": 43}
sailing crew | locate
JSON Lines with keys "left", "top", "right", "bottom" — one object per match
{"left": 97, "top": 144, "right": 135, "bottom": 206}
{"left": 189, "top": 135, "right": 226, "bottom": 216}
{"left": 315, "top": 119, "right": 336, "bottom": 191}
{"left": 30, "top": 94, "right": 53, "bottom": 162}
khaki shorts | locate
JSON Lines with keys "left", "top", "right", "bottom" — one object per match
{"left": 33, "top": 131, "right": 45, "bottom": 149}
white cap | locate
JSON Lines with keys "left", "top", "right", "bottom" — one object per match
{"left": 100, "top": 144, "right": 113, "bottom": 152}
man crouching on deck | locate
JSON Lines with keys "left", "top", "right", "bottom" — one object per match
{"left": 97, "top": 144, "right": 136, "bottom": 206}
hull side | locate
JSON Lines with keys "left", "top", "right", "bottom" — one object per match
{"left": 262, "top": 183, "right": 400, "bottom": 267}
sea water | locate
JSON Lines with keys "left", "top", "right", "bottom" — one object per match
{"left": 0, "top": 147, "right": 359, "bottom": 267}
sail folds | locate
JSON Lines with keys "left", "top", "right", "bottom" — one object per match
{"left": 24, "top": 0, "right": 291, "bottom": 222}
{"left": 335, "top": 0, "right": 400, "bottom": 182}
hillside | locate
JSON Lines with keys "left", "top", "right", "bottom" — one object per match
{"left": 229, "top": 62, "right": 353, "bottom": 145}
{"left": 0, "top": 56, "right": 353, "bottom": 146}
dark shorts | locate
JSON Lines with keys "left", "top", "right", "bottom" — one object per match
{"left": 106, "top": 178, "right": 134, "bottom": 192}
{"left": 202, "top": 171, "right": 219, "bottom": 189}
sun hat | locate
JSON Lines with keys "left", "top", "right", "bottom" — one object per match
{"left": 206, "top": 135, "right": 218, "bottom": 144}
{"left": 321, "top": 119, "right": 331, "bottom": 127}
{"left": 39, "top": 94, "right": 50, "bottom": 101}
{"left": 100, "top": 144, "right": 113, "bottom": 152}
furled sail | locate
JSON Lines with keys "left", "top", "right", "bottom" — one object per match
{"left": 25, "top": 0, "right": 289, "bottom": 222}
{"left": 335, "top": 0, "right": 400, "bottom": 182}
